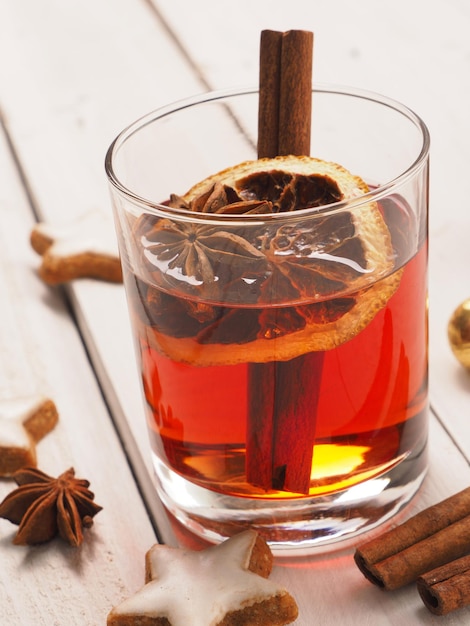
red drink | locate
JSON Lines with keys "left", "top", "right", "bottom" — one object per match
{"left": 123, "top": 196, "right": 428, "bottom": 500}
{"left": 107, "top": 85, "right": 430, "bottom": 548}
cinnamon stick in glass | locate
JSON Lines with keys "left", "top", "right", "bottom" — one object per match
{"left": 278, "top": 30, "right": 313, "bottom": 156}
{"left": 354, "top": 487, "right": 470, "bottom": 590}
{"left": 270, "top": 353, "right": 324, "bottom": 494}
{"left": 257, "top": 30, "right": 282, "bottom": 159}
{"left": 257, "top": 30, "right": 313, "bottom": 158}
{"left": 247, "top": 30, "right": 322, "bottom": 495}
{"left": 417, "top": 554, "right": 470, "bottom": 615}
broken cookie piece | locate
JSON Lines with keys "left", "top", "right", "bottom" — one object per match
{"left": 107, "top": 530, "right": 298, "bottom": 625}
{"left": 0, "top": 395, "right": 59, "bottom": 476}
{"left": 30, "top": 211, "right": 122, "bottom": 284}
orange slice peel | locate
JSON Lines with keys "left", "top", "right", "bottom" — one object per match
{"left": 135, "top": 156, "right": 402, "bottom": 365}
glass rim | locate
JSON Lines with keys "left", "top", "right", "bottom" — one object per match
{"left": 104, "top": 83, "right": 430, "bottom": 225}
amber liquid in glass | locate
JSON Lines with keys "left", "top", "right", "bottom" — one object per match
{"left": 124, "top": 199, "right": 428, "bottom": 500}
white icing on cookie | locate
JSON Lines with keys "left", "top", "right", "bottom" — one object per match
{"left": 110, "top": 530, "right": 290, "bottom": 625}
{"left": 35, "top": 211, "right": 118, "bottom": 259}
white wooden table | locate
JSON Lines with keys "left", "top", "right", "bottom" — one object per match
{"left": 1, "top": 1, "right": 470, "bottom": 624}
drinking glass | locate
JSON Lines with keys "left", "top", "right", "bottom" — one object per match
{"left": 105, "top": 86, "right": 430, "bottom": 554}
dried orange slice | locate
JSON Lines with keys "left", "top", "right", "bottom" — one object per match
{"left": 135, "top": 156, "right": 402, "bottom": 365}
{"left": 184, "top": 155, "right": 364, "bottom": 206}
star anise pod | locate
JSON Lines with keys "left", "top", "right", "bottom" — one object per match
{"left": 169, "top": 181, "right": 273, "bottom": 215}
{"left": 131, "top": 182, "right": 273, "bottom": 305}
{"left": 0, "top": 467, "right": 102, "bottom": 546}
{"left": 144, "top": 177, "right": 362, "bottom": 303}
{"left": 138, "top": 223, "right": 268, "bottom": 308}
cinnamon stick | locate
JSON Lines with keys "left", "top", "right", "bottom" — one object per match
{"left": 246, "top": 362, "right": 276, "bottom": 490}
{"left": 246, "top": 353, "right": 324, "bottom": 493}
{"left": 257, "top": 30, "right": 313, "bottom": 157}
{"left": 278, "top": 30, "right": 313, "bottom": 156}
{"left": 270, "top": 353, "right": 324, "bottom": 493}
{"left": 257, "top": 30, "right": 282, "bottom": 158}
{"left": 417, "top": 554, "right": 470, "bottom": 615}
{"left": 247, "top": 30, "right": 319, "bottom": 495}
{"left": 354, "top": 487, "right": 470, "bottom": 590}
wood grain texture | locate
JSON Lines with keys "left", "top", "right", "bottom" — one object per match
{"left": 0, "top": 127, "right": 156, "bottom": 624}
{"left": 1, "top": 0, "right": 470, "bottom": 623}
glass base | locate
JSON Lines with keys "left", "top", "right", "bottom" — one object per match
{"left": 151, "top": 442, "right": 428, "bottom": 556}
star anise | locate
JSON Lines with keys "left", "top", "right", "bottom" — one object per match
{"left": 145, "top": 177, "right": 363, "bottom": 303}
{"left": 169, "top": 181, "right": 273, "bottom": 215}
{"left": 139, "top": 219, "right": 267, "bottom": 305}
{"left": 131, "top": 169, "right": 384, "bottom": 347}
{"left": 133, "top": 183, "right": 273, "bottom": 305}
{"left": 0, "top": 467, "right": 102, "bottom": 546}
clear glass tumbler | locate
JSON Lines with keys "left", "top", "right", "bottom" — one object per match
{"left": 105, "top": 86, "right": 430, "bottom": 554}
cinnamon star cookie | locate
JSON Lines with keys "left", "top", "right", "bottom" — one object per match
{"left": 30, "top": 211, "right": 122, "bottom": 284}
{"left": 0, "top": 395, "right": 58, "bottom": 476}
{"left": 107, "top": 530, "right": 298, "bottom": 625}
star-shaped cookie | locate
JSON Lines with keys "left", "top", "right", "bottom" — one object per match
{"left": 30, "top": 211, "right": 122, "bottom": 284}
{"left": 0, "top": 395, "right": 58, "bottom": 476}
{"left": 107, "top": 530, "right": 298, "bottom": 626}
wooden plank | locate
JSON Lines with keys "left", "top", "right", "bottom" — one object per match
{"left": 0, "top": 123, "right": 157, "bottom": 623}
{"left": 428, "top": 224, "right": 470, "bottom": 460}
{"left": 0, "top": 0, "right": 206, "bottom": 544}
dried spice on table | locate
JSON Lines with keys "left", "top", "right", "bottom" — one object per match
{"left": 0, "top": 466, "right": 102, "bottom": 546}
